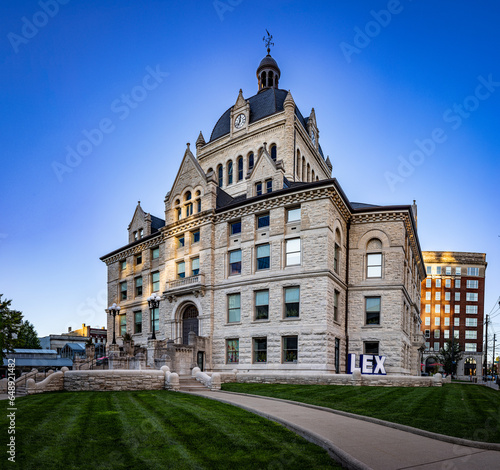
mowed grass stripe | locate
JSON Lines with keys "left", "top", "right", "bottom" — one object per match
{"left": 0, "top": 391, "right": 340, "bottom": 470}
{"left": 221, "top": 383, "right": 500, "bottom": 443}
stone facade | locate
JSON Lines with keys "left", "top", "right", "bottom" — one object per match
{"left": 101, "top": 52, "right": 425, "bottom": 377}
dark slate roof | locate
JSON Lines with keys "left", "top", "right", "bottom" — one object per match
{"left": 209, "top": 88, "right": 325, "bottom": 160}
{"left": 151, "top": 215, "right": 165, "bottom": 232}
{"left": 216, "top": 187, "right": 235, "bottom": 209}
{"left": 350, "top": 202, "right": 382, "bottom": 210}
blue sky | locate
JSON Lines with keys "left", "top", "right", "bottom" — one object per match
{"left": 1, "top": 1, "right": 499, "bottom": 359}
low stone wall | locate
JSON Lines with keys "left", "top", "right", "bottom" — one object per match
{"left": 64, "top": 370, "right": 165, "bottom": 392}
{"left": 26, "top": 371, "right": 64, "bottom": 394}
{"left": 231, "top": 371, "right": 444, "bottom": 387}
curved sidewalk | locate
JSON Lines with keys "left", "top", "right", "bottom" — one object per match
{"left": 189, "top": 390, "right": 500, "bottom": 470}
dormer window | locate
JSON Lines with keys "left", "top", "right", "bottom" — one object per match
{"left": 139, "top": 228, "right": 144, "bottom": 238}
{"left": 134, "top": 231, "right": 138, "bottom": 240}
{"left": 270, "top": 144, "right": 277, "bottom": 161}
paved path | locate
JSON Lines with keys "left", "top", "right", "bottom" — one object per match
{"left": 189, "top": 390, "right": 500, "bottom": 470}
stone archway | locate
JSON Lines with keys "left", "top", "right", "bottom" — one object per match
{"left": 464, "top": 357, "right": 477, "bottom": 376}
{"left": 182, "top": 304, "right": 199, "bottom": 345}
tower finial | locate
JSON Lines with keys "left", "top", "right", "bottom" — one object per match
{"left": 263, "top": 29, "right": 274, "bottom": 55}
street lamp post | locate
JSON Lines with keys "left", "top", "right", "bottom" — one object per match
{"left": 108, "top": 303, "right": 121, "bottom": 345}
{"left": 147, "top": 294, "right": 161, "bottom": 340}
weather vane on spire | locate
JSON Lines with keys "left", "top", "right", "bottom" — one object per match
{"left": 263, "top": 29, "right": 274, "bottom": 55}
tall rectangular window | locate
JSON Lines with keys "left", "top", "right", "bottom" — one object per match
{"left": 177, "top": 235, "right": 185, "bottom": 248}
{"left": 454, "top": 318, "right": 460, "bottom": 326}
{"left": 434, "top": 343, "right": 440, "bottom": 352}
{"left": 253, "top": 337, "right": 267, "bottom": 363}
{"left": 226, "top": 339, "right": 239, "bottom": 363}
{"left": 135, "top": 277, "right": 143, "bottom": 297}
{"left": 455, "top": 292, "right": 460, "bottom": 301}
{"left": 287, "top": 207, "right": 301, "bottom": 223}
{"left": 424, "top": 329, "right": 430, "bottom": 338}
{"left": 152, "top": 247, "right": 160, "bottom": 259}
{"left": 284, "top": 287, "right": 300, "bottom": 318}
{"left": 228, "top": 294, "right": 241, "bottom": 323}
{"left": 467, "top": 280, "right": 479, "bottom": 289}
{"left": 366, "top": 253, "right": 382, "bottom": 278}
{"left": 229, "top": 250, "right": 242, "bottom": 275}
{"left": 454, "top": 330, "right": 460, "bottom": 339}
{"left": 192, "top": 230, "right": 200, "bottom": 243}
{"left": 134, "top": 311, "right": 142, "bottom": 334}
{"left": 256, "top": 182, "right": 262, "bottom": 196}
{"left": 426, "top": 292, "right": 431, "bottom": 300}
{"left": 444, "top": 330, "right": 450, "bottom": 339}
{"left": 436, "top": 266, "right": 442, "bottom": 274}
{"left": 120, "top": 259, "right": 127, "bottom": 271}
{"left": 257, "top": 213, "right": 270, "bottom": 228}
{"left": 266, "top": 179, "right": 272, "bottom": 193}
{"left": 467, "top": 267, "right": 479, "bottom": 276}
{"left": 120, "top": 315, "right": 126, "bottom": 336}
{"left": 444, "top": 317, "right": 450, "bottom": 326}
{"left": 425, "top": 317, "right": 430, "bottom": 325}
{"left": 435, "top": 292, "right": 441, "bottom": 300}
{"left": 445, "top": 305, "right": 450, "bottom": 313}
{"left": 151, "top": 307, "right": 159, "bottom": 332}
{"left": 230, "top": 220, "right": 241, "bottom": 235}
{"left": 426, "top": 279, "right": 431, "bottom": 288}
{"left": 455, "top": 279, "right": 461, "bottom": 288}
{"left": 455, "top": 305, "right": 460, "bottom": 313}
{"left": 445, "top": 292, "right": 450, "bottom": 301}
{"left": 445, "top": 267, "right": 451, "bottom": 275}
{"left": 120, "top": 281, "right": 127, "bottom": 300}
{"left": 445, "top": 279, "right": 451, "bottom": 288}
{"left": 333, "top": 290, "right": 339, "bottom": 322}
{"left": 255, "top": 290, "right": 269, "bottom": 320}
{"left": 466, "top": 293, "right": 478, "bottom": 302}
{"left": 365, "top": 297, "right": 381, "bottom": 325}
{"left": 435, "top": 317, "right": 440, "bottom": 326}
{"left": 426, "top": 266, "right": 432, "bottom": 275}
{"left": 435, "top": 279, "right": 441, "bottom": 287}
{"left": 435, "top": 305, "right": 441, "bottom": 313}
{"left": 177, "top": 261, "right": 185, "bottom": 279}
{"left": 434, "top": 329, "right": 440, "bottom": 339}
{"left": 256, "top": 244, "right": 270, "bottom": 270}
{"left": 192, "top": 257, "right": 200, "bottom": 276}
{"left": 152, "top": 272, "right": 160, "bottom": 292}
{"left": 285, "top": 238, "right": 301, "bottom": 266}
{"left": 282, "top": 336, "right": 298, "bottom": 363}
{"left": 456, "top": 267, "right": 462, "bottom": 276}
{"left": 136, "top": 253, "right": 142, "bottom": 265}
{"left": 186, "top": 203, "right": 193, "bottom": 216}
{"left": 334, "top": 243, "right": 340, "bottom": 273}
{"left": 425, "top": 304, "right": 431, "bottom": 313}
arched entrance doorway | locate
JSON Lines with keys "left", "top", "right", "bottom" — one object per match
{"left": 425, "top": 357, "right": 438, "bottom": 374}
{"left": 464, "top": 357, "right": 476, "bottom": 376}
{"left": 182, "top": 305, "right": 199, "bottom": 345}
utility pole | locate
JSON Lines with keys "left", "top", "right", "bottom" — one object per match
{"left": 493, "top": 334, "right": 496, "bottom": 375}
{"left": 483, "top": 314, "right": 489, "bottom": 379}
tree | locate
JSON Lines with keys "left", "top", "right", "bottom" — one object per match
{"left": 16, "top": 320, "right": 41, "bottom": 349}
{"left": 438, "top": 340, "right": 463, "bottom": 376}
{"left": 0, "top": 295, "right": 23, "bottom": 364}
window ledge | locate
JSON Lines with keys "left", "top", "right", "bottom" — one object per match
{"left": 253, "top": 319, "right": 270, "bottom": 323}
{"left": 225, "top": 322, "right": 242, "bottom": 326}
{"left": 362, "top": 325, "right": 382, "bottom": 328}
{"left": 281, "top": 317, "right": 300, "bottom": 321}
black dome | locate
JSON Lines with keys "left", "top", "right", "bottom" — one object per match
{"left": 257, "top": 54, "right": 281, "bottom": 77}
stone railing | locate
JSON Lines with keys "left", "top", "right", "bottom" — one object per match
{"left": 165, "top": 274, "right": 205, "bottom": 301}
{"left": 192, "top": 367, "right": 221, "bottom": 391}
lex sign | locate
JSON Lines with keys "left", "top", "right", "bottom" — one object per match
{"left": 348, "top": 354, "right": 387, "bottom": 375}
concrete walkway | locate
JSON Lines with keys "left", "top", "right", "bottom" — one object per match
{"left": 189, "top": 390, "right": 500, "bottom": 470}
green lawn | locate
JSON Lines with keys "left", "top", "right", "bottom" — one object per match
{"left": 222, "top": 383, "right": 500, "bottom": 443}
{"left": 0, "top": 391, "right": 340, "bottom": 470}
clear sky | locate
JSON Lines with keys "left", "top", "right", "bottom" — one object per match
{"left": 1, "top": 1, "right": 499, "bottom": 360}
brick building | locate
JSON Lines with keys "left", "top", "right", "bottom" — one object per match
{"left": 420, "top": 251, "right": 487, "bottom": 377}
{"left": 101, "top": 50, "right": 426, "bottom": 376}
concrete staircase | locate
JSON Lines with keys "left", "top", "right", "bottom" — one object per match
{"left": 178, "top": 376, "right": 210, "bottom": 392}
{"left": 15, "top": 385, "right": 27, "bottom": 397}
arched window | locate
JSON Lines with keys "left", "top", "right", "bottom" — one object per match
{"left": 227, "top": 160, "right": 233, "bottom": 185}
{"left": 311, "top": 169, "right": 315, "bottom": 181}
{"left": 197, "top": 199, "right": 201, "bottom": 213}
{"left": 296, "top": 150, "right": 301, "bottom": 177}
{"left": 174, "top": 199, "right": 181, "bottom": 221}
{"left": 270, "top": 144, "right": 277, "bottom": 161}
{"left": 334, "top": 229, "right": 341, "bottom": 274}
{"left": 217, "top": 165, "right": 223, "bottom": 188}
{"left": 268, "top": 71, "right": 274, "bottom": 87}
{"left": 185, "top": 191, "right": 191, "bottom": 201}
{"left": 248, "top": 152, "right": 254, "bottom": 171}
{"left": 307, "top": 163, "right": 310, "bottom": 182}
{"left": 237, "top": 156, "right": 243, "bottom": 181}
{"left": 207, "top": 167, "right": 213, "bottom": 175}
{"left": 302, "top": 157, "right": 306, "bottom": 181}
{"left": 261, "top": 72, "right": 266, "bottom": 89}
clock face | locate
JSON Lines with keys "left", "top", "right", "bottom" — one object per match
{"left": 235, "top": 113, "right": 246, "bottom": 129}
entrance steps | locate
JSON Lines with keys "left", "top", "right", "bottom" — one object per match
{"left": 178, "top": 376, "right": 210, "bottom": 392}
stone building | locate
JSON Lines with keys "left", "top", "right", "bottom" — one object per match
{"left": 420, "top": 251, "right": 487, "bottom": 378}
{"left": 100, "top": 50, "right": 426, "bottom": 376}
